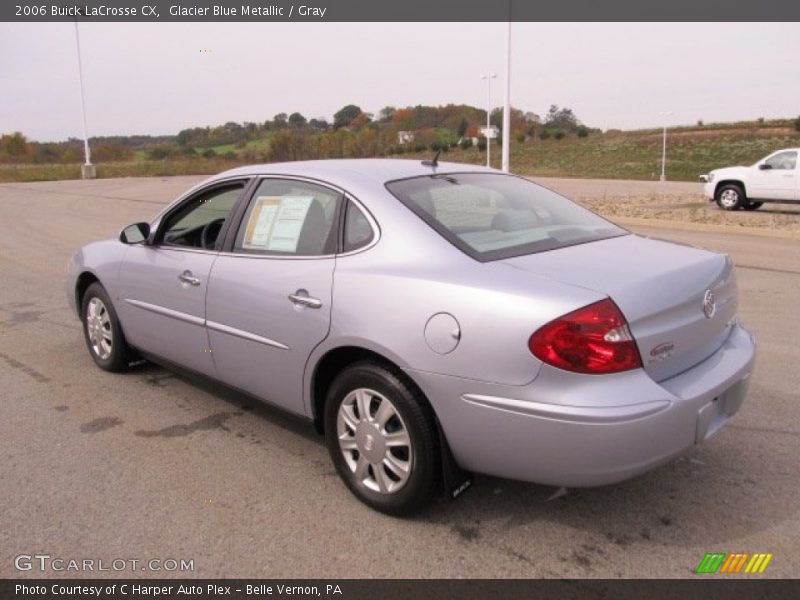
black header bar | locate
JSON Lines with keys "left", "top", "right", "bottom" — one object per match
{"left": 4, "top": 0, "right": 800, "bottom": 22}
{"left": 3, "top": 579, "right": 800, "bottom": 600}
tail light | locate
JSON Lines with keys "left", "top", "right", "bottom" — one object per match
{"left": 529, "top": 299, "right": 642, "bottom": 374}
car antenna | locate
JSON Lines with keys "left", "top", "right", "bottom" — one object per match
{"left": 422, "top": 150, "right": 441, "bottom": 168}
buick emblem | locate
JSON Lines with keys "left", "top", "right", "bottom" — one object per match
{"left": 702, "top": 290, "right": 716, "bottom": 319}
{"left": 364, "top": 434, "right": 375, "bottom": 452}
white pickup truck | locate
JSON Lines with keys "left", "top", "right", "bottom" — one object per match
{"left": 701, "top": 148, "right": 799, "bottom": 210}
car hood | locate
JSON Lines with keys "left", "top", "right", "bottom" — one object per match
{"left": 498, "top": 234, "right": 737, "bottom": 382}
{"left": 710, "top": 165, "right": 749, "bottom": 177}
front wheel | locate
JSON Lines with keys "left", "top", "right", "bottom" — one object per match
{"left": 715, "top": 184, "right": 745, "bottom": 210}
{"left": 81, "top": 282, "right": 131, "bottom": 372}
{"left": 324, "top": 361, "right": 439, "bottom": 515}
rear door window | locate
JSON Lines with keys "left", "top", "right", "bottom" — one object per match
{"left": 234, "top": 178, "right": 343, "bottom": 256}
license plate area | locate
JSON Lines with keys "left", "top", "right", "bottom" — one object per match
{"left": 695, "top": 374, "right": 750, "bottom": 443}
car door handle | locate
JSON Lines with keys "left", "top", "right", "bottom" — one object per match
{"left": 178, "top": 271, "right": 201, "bottom": 287}
{"left": 288, "top": 290, "right": 322, "bottom": 309}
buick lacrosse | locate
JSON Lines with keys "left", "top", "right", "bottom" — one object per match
{"left": 67, "top": 159, "right": 756, "bottom": 514}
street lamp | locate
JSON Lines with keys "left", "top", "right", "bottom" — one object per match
{"left": 501, "top": 21, "right": 512, "bottom": 173}
{"left": 481, "top": 73, "right": 497, "bottom": 168}
{"left": 73, "top": 19, "right": 95, "bottom": 179}
{"left": 659, "top": 111, "right": 673, "bottom": 182}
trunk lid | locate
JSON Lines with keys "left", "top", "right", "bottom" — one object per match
{"left": 500, "top": 234, "right": 737, "bottom": 382}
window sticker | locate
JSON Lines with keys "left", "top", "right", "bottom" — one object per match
{"left": 242, "top": 196, "right": 313, "bottom": 252}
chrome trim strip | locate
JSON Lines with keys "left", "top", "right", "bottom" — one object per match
{"left": 123, "top": 299, "right": 205, "bottom": 326}
{"left": 461, "top": 394, "right": 671, "bottom": 424}
{"left": 206, "top": 320, "right": 290, "bottom": 351}
{"left": 223, "top": 251, "right": 337, "bottom": 260}
{"left": 123, "top": 299, "right": 290, "bottom": 350}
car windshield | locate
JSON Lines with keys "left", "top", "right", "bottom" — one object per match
{"left": 385, "top": 173, "right": 628, "bottom": 261}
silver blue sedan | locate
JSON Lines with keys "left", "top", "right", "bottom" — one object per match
{"left": 67, "top": 159, "right": 756, "bottom": 514}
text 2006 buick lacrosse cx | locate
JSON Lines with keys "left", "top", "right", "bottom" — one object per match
{"left": 67, "top": 159, "right": 756, "bottom": 514}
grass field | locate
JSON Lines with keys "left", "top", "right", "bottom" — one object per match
{"left": 0, "top": 158, "right": 246, "bottom": 183}
{"left": 405, "top": 124, "right": 800, "bottom": 180}
{"left": 2, "top": 120, "right": 798, "bottom": 184}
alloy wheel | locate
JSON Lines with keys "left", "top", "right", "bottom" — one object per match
{"left": 86, "top": 297, "right": 113, "bottom": 360}
{"left": 336, "top": 388, "right": 413, "bottom": 494}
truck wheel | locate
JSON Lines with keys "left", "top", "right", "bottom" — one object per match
{"left": 743, "top": 201, "right": 763, "bottom": 211}
{"left": 715, "top": 184, "right": 745, "bottom": 210}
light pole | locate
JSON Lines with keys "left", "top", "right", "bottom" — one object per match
{"left": 73, "top": 19, "right": 95, "bottom": 179}
{"left": 659, "top": 111, "right": 673, "bottom": 182}
{"left": 481, "top": 73, "right": 497, "bottom": 168}
{"left": 501, "top": 21, "right": 512, "bottom": 172}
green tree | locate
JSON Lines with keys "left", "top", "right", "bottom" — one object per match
{"left": 273, "top": 113, "right": 288, "bottom": 129}
{"left": 378, "top": 106, "right": 396, "bottom": 123}
{"left": 333, "top": 104, "right": 363, "bottom": 129}
{"left": 288, "top": 112, "right": 307, "bottom": 128}
{"left": 268, "top": 130, "right": 315, "bottom": 162}
{"left": 0, "top": 132, "right": 28, "bottom": 158}
{"left": 545, "top": 105, "right": 579, "bottom": 131}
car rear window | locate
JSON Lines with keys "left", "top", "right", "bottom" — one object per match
{"left": 385, "top": 173, "right": 628, "bottom": 262}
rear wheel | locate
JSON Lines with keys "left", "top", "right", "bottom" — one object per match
{"left": 81, "top": 282, "right": 131, "bottom": 372}
{"left": 324, "top": 361, "right": 439, "bottom": 515}
{"left": 743, "top": 201, "right": 763, "bottom": 211}
{"left": 715, "top": 184, "right": 745, "bottom": 210}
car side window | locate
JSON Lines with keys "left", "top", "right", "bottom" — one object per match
{"left": 234, "top": 178, "right": 342, "bottom": 256}
{"left": 343, "top": 201, "right": 375, "bottom": 252}
{"left": 160, "top": 182, "right": 246, "bottom": 250}
{"left": 765, "top": 151, "right": 797, "bottom": 170}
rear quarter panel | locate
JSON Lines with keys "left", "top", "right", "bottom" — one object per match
{"left": 324, "top": 241, "right": 604, "bottom": 388}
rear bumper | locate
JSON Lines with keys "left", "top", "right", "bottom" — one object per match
{"left": 408, "top": 324, "right": 755, "bottom": 487}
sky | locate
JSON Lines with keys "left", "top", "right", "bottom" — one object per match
{"left": 1, "top": 22, "right": 799, "bottom": 141}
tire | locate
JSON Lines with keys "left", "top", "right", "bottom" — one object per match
{"left": 743, "top": 201, "right": 763, "bottom": 211}
{"left": 715, "top": 184, "right": 745, "bottom": 210}
{"left": 324, "top": 361, "right": 440, "bottom": 515}
{"left": 80, "top": 282, "right": 131, "bottom": 372}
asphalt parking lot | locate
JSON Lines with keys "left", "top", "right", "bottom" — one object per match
{"left": 0, "top": 175, "right": 798, "bottom": 578}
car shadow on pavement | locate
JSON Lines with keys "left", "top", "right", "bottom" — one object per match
{"left": 120, "top": 361, "right": 796, "bottom": 560}
{"left": 120, "top": 360, "right": 321, "bottom": 445}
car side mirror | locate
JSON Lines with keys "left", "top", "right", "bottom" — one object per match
{"left": 119, "top": 222, "right": 150, "bottom": 244}
{"left": 758, "top": 163, "right": 772, "bottom": 170}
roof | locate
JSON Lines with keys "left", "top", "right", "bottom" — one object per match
{"left": 215, "top": 158, "right": 500, "bottom": 189}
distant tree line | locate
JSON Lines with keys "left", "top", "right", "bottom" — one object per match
{"left": 0, "top": 132, "right": 171, "bottom": 164}
{"left": 1, "top": 102, "right": 602, "bottom": 165}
